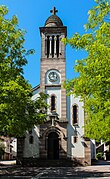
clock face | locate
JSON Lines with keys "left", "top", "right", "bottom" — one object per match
{"left": 48, "top": 71, "right": 58, "bottom": 82}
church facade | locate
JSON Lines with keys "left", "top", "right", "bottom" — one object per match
{"left": 17, "top": 7, "right": 95, "bottom": 165}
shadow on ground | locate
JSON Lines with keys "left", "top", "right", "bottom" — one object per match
{"left": 0, "top": 160, "right": 110, "bottom": 178}
{"left": 92, "top": 159, "right": 110, "bottom": 165}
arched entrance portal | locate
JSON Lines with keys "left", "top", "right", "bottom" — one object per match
{"left": 47, "top": 132, "right": 59, "bottom": 159}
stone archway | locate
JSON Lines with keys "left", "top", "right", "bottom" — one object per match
{"left": 39, "top": 124, "right": 67, "bottom": 159}
{"left": 47, "top": 132, "right": 59, "bottom": 159}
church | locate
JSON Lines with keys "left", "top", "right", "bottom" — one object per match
{"left": 17, "top": 7, "right": 96, "bottom": 166}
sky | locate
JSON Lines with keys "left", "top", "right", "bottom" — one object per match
{"left": 0, "top": 0, "right": 96, "bottom": 88}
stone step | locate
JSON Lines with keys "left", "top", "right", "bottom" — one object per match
{"left": 21, "top": 158, "right": 80, "bottom": 167}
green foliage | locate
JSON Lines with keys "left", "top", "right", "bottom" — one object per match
{"left": 0, "top": 6, "right": 48, "bottom": 137}
{"left": 63, "top": 1, "right": 110, "bottom": 141}
{"left": 96, "top": 152, "right": 104, "bottom": 160}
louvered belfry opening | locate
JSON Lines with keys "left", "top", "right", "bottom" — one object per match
{"left": 46, "top": 35, "right": 60, "bottom": 58}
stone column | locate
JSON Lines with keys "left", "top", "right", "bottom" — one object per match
{"left": 45, "top": 36, "right": 47, "bottom": 55}
{"left": 49, "top": 36, "right": 52, "bottom": 58}
{"left": 54, "top": 36, "right": 57, "bottom": 57}
{"left": 84, "top": 137, "right": 91, "bottom": 165}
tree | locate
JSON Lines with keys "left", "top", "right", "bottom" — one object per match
{"left": 0, "top": 6, "right": 48, "bottom": 137}
{"left": 63, "top": 0, "right": 110, "bottom": 141}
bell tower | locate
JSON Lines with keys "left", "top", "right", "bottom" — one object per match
{"left": 40, "top": 7, "right": 67, "bottom": 120}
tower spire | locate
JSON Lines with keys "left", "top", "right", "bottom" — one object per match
{"left": 50, "top": 7, "right": 58, "bottom": 15}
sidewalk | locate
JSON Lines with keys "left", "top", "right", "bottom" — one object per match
{"left": 0, "top": 160, "right": 110, "bottom": 178}
{"left": 0, "top": 160, "right": 16, "bottom": 165}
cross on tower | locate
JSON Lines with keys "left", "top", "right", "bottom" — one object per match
{"left": 50, "top": 7, "right": 58, "bottom": 15}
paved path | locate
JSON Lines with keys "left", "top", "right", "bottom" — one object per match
{"left": 0, "top": 160, "right": 110, "bottom": 179}
{"left": 0, "top": 160, "right": 16, "bottom": 165}
{"left": 32, "top": 165, "right": 110, "bottom": 179}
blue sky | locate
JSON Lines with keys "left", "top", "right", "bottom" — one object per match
{"left": 1, "top": 0, "right": 96, "bottom": 87}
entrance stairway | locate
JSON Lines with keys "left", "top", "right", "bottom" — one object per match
{"left": 20, "top": 158, "right": 82, "bottom": 167}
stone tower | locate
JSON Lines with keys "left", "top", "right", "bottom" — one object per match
{"left": 40, "top": 7, "right": 67, "bottom": 120}
{"left": 39, "top": 7, "right": 68, "bottom": 159}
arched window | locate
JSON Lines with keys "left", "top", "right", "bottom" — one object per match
{"left": 73, "top": 127, "right": 78, "bottom": 143}
{"left": 72, "top": 105, "right": 78, "bottom": 125}
{"left": 29, "top": 135, "right": 34, "bottom": 144}
{"left": 51, "top": 95, "right": 56, "bottom": 112}
{"left": 74, "top": 136, "right": 78, "bottom": 143}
